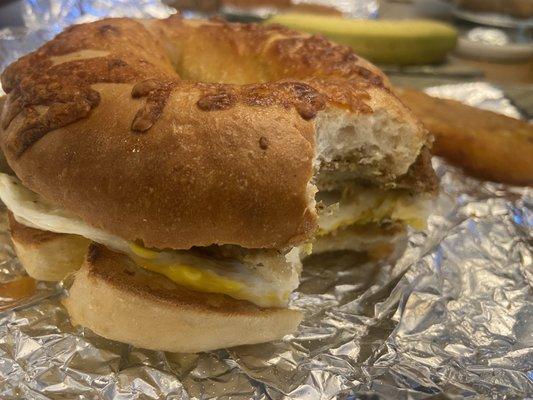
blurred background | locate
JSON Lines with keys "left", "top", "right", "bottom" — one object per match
{"left": 0, "top": 0, "right": 531, "bottom": 114}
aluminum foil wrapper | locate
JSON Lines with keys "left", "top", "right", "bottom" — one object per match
{"left": 0, "top": 2, "right": 532, "bottom": 398}
{"left": 424, "top": 82, "right": 524, "bottom": 119}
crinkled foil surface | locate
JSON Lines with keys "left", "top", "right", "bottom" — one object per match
{"left": 424, "top": 82, "right": 525, "bottom": 119}
{"left": 0, "top": 2, "right": 532, "bottom": 398}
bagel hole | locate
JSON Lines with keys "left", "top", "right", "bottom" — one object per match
{"left": 174, "top": 59, "right": 271, "bottom": 85}
{"left": 166, "top": 41, "right": 271, "bottom": 84}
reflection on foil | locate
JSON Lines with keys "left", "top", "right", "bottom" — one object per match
{"left": 0, "top": 2, "right": 532, "bottom": 398}
{"left": 424, "top": 82, "right": 523, "bottom": 119}
{"left": 23, "top": 0, "right": 174, "bottom": 31}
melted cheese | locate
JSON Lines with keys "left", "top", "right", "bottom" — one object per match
{"left": 129, "top": 243, "right": 293, "bottom": 306}
{"left": 318, "top": 188, "right": 432, "bottom": 235}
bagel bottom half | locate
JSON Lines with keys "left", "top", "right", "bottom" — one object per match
{"left": 8, "top": 214, "right": 301, "bottom": 352}
{"left": 63, "top": 244, "right": 302, "bottom": 353}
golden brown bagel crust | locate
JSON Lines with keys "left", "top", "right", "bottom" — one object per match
{"left": 0, "top": 16, "right": 430, "bottom": 249}
{"left": 8, "top": 211, "right": 65, "bottom": 245}
{"left": 63, "top": 244, "right": 302, "bottom": 352}
{"left": 8, "top": 212, "right": 90, "bottom": 281}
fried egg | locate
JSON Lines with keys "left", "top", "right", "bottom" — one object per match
{"left": 318, "top": 188, "right": 432, "bottom": 235}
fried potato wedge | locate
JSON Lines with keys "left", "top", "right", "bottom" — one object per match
{"left": 397, "top": 88, "right": 533, "bottom": 186}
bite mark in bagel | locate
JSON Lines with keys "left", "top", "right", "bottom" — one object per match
{"left": 0, "top": 15, "right": 438, "bottom": 351}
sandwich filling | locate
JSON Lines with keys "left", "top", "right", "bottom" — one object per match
{"left": 0, "top": 169, "right": 433, "bottom": 308}
{"left": 317, "top": 187, "right": 431, "bottom": 236}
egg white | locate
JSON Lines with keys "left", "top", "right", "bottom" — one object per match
{"left": 318, "top": 187, "right": 432, "bottom": 235}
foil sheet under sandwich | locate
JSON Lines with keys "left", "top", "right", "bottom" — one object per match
{"left": 0, "top": 1, "right": 532, "bottom": 398}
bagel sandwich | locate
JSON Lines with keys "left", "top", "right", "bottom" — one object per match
{"left": 0, "top": 16, "right": 437, "bottom": 352}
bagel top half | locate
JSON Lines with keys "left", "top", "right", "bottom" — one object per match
{"left": 0, "top": 15, "right": 434, "bottom": 250}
